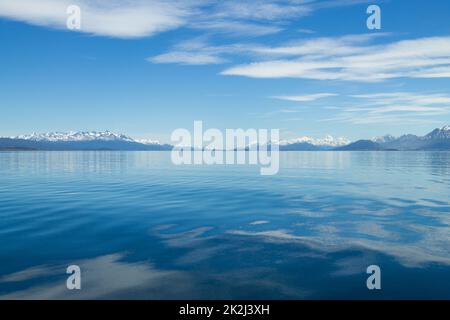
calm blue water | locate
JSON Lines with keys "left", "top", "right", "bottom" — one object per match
{"left": 0, "top": 151, "right": 449, "bottom": 299}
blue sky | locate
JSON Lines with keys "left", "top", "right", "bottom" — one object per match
{"left": 1, "top": 0, "right": 450, "bottom": 143}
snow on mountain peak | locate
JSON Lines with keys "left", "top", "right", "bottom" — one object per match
{"left": 425, "top": 125, "right": 450, "bottom": 139}
{"left": 279, "top": 135, "right": 350, "bottom": 147}
{"left": 135, "top": 139, "right": 162, "bottom": 145}
{"left": 372, "top": 134, "right": 396, "bottom": 144}
{"left": 12, "top": 131, "right": 135, "bottom": 142}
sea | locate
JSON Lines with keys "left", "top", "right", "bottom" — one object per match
{"left": 0, "top": 151, "right": 449, "bottom": 299}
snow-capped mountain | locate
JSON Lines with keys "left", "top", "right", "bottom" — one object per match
{"left": 2, "top": 126, "right": 449, "bottom": 151}
{"left": 1, "top": 131, "right": 171, "bottom": 151}
{"left": 376, "top": 126, "right": 450, "bottom": 143}
{"left": 424, "top": 125, "right": 450, "bottom": 140}
{"left": 369, "top": 125, "right": 450, "bottom": 150}
{"left": 279, "top": 135, "right": 351, "bottom": 147}
{"left": 11, "top": 131, "right": 134, "bottom": 142}
{"left": 135, "top": 139, "right": 162, "bottom": 145}
{"left": 372, "top": 134, "right": 396, "bottom": 144}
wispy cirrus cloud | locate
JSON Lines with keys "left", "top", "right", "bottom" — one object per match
{"left": 272, "top": 93, "right": 338, "bottom": 102}
{"left": 350, "top": 92, "right": 450, "bottom": 106}
{"left": 191, "top": 0, "right": 373, "bottom": 37}
{"left": 148, "top": 37, "right": 232, "bottom": 65}
{"left": 0, "top": 0, "right": 371, "bottom": 39}
{"left": 321, "top": 115, "right": 444, "bottom": 126}
{"left": 149, "top": 33, "right": 384, "bottom": 66}
{"left": 221, "top": 36, "right": 450, "bottom": 81}
{"left": 191, "top": 20, "right": 283, "bottom": 37}
{"left": 209, "top": 0, "right": 313, "bottom": 21}
{"left": 207, "top": 0, "right": 373, "bottom": 22}
{"left": 298, "top": 28, "right": 315, "bottom": 34}
{"left": 0, "top": 0, "right": 195, "bottom": 38}
{"left": 369, "top": 105, "right": 450, "bottom": 114}
{"left": 149, "top": 51, "right": 226, "bottom": 65}
{"left": 321, "top": 92, "right": 450, "bottom": 125}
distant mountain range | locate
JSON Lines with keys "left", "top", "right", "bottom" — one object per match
{"left": 0, "top": 131, "right": 172, "bottom": 151}
{"left": 368, "top": 125, "right": 450, "bottom": 151}
{"left": 1, "top": 126, "right": 450, "bottom": 151}
{"left": 277, "top": 125, "right": 450, "bottom": 151}
{"left": 276, "top": 135, "right": 350, "bottom": 151}
{"left": 335, "top": 140, "right": 386, "bottom": 151}
{"left": 336, "top": 126, "right": 450, "bottom": 151}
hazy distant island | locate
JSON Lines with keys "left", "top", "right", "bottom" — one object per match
{"left": 1, "top": 126, "right": 449, "bottom": 151}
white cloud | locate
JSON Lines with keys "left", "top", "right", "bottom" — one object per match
{"left": 322, "top": 92, "right": 450, "bottom": 125}
{"left": 369, "top": 105, "right": 450, "bottom": 114}
{"left": 0, "top": 0, "right": 374, "bottom": 40}
{"left": 0, "top": 254, "right": 192, "bottom": 299}
{"left": 0, "top": 0, "right": 366, "bottom": 38}
{"left": 298, "top": 28, "right": 315, "bottom": 34}
{"left": 221, "top": 36, "right": 450, "bottom": 81}
{"left": 273, "top": 93, "right": 337, "bottom": 102}
{"left": 351, "top": 92, "right": 450, "bottom": 105}
{"left": 149, "top": 38, "right": 256, "bottom": 65}
{"left": 249, "top": 33, "right": 386, "bottom": 57}
{"left": 210, "top": 0, "right": 313, "bottom": 21}
{"left": 191, "top": 20, "right": 283, "bottom": 37}
{"left": 228, "top": 226, "right": 450, "bottom": 267}
{"left": 149, "top": 37, "right": 231, "bottom": 65}
{"left": 329, "top": 115, "right": 444, "bottom": 125}
{"left": 149, "top": 34, "right": 386, "bottom": 66}
{"left": 149, "top": 51, "right": 226, "bottom": 65}
{"left": 0, "top": 0, "right": 195, "bottom": 38}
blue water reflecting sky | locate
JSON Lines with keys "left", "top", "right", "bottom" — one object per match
{"left": 0, "top": 151, "right": 449, "bottom": 299}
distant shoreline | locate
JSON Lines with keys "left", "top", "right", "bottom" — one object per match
{"left": 3, "top": 149, "right": 450, "bottom": 152}
{"left": 1, "top": 125, "right": 449, "bottom": 151}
